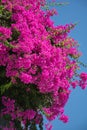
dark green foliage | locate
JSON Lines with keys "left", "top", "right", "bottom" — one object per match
{"left": 11, "top": 28, "right": 20, "bottom": 41}
{"left": 29, "top": 121, "right": 38, "bottom": 130}
{"left": 39, "top": 118, "right": 43, "bottom": 130}
{"left": 0, "top": 66, "right": 11, "bottom": 94}
{"left": 1, "top": 80, "right": 51, "bottom": 129}
{"left": 0, "top": 5, "right": 12, "bottom": 27}
{"left": 14, "top": 120, "right": 23, "bottom": 130}
{"left": 3, "top": 80, "right": 52, "bottom": 110}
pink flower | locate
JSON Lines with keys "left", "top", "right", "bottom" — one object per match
{"left": 0, "top": 0, "right": 86, "bottom": 129}
{"left": 34, "top": 113, "right": 43, "bottom": 124}
{"left": 79, "top": 73, "right": 87, "bottom": 89}
{"left": 45, "top": 123, "right": 53, "bottom": 130}
{"left": 59, "top": 114, "right": 68, "bottom": 123}
{"left": 20, "top": 72, "right": 32, "bottom": 84}
{"left": 80, "top": 72, "right": 87, "bottom": 82}
{"left": 71, "top": 80, "right": 78, "bottom": 88}
{"left": 23, "top": 109, "right": 36, "bottom": 120}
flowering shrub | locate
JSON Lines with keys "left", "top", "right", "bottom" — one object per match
{"left": 0, "top": 0, "right": 87, "bottom": 129}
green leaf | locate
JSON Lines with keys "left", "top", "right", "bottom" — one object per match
{"left": 11, "top": 28, "right": 20, "bottom": 41}
{"left": 0, "top": 5, "right": 4, "bottom": 11}
{"left": 0, "top": 81, "right": 12, "bottom": 95}
{"left": 0, "top": 5, "right": 12, "bottom": 27}
{"left": 4, "top": 40, "right": 14, "bottom": 48}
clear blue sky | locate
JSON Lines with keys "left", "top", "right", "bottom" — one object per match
{"left": 44, "top": 0, "right": 87, "bottom": 130}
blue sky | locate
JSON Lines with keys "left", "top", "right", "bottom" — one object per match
{"left": 44, "top": 0, "right": 87, "bottom": 130}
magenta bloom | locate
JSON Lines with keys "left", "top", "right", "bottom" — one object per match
{"left": 20, "top": 72, "right": 32, "bottom": 84}
{"left": 0, "top": 0, "right": 87, "bottom": 129}
{"left": 80, "top": 72, "right": 87, "bottom": 82}
{"left": 59, "top": 114, "right": 69, "bottom": 123}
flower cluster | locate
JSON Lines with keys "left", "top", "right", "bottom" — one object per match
{"left": 0, "top": 0, "right": 87, "bottom": 130}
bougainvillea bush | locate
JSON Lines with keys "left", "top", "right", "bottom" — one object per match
{"left": 0, "top": 0, "right": 87, "bottom": 129}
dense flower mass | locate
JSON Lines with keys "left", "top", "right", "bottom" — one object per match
{"left": 0, "top": 0, "right": 87, "bottom": 129}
